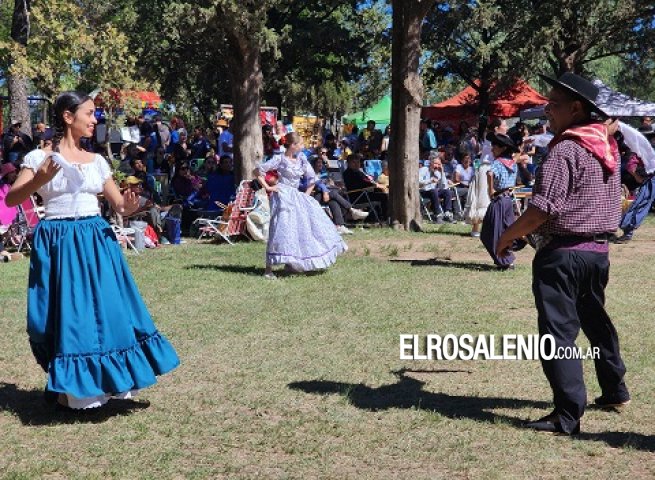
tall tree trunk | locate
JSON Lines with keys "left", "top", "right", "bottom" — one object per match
{"left": 388, "top": 0, "right": 435, "bottom": 231}
{"left": 228, "top": 39, "right": 264, "bottom": 183}
{"left": 9, "top": 0, "right": 31, "bottom": 138}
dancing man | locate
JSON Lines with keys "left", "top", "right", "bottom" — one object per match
{"left": 497, "top": 73, "right": 629, "bottom": 435}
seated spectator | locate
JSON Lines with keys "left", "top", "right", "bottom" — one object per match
{"left": 191, "top": 126, "right": 211, "bottom": 159}
{"left": 171, "top": 162, "right": 204, "bottom": 207}
{"left": 313, "top": 147, "right": 329, "bottom": 178}
{"left": 377, "top": 161, "right": 389, "bottom": 193}
{"left": 418, "top": 153, "right": 455, "bottom": 223}
{"left": 2, "top": 120, "right": 33, "bottom": 165}
{"left": 263, "top": 124, "right": 280, "bottom": 158}
{"left": 343, "top": 153, "right": 388, "bottom": 221}
{"left": 359, "top": 120, "right": 383, "bottom": 158}
{"left": 130, "top": 157, "right": 159, "bottom": 202}
{"left": 324, "top": 133, "right": 339, "bottom": 159}
{"left": 453, "top": 153, "right": 475, "bottom": 218}
{"left": 339, "top": 138, "right": 354, "bottom": 160}
{"left": 173, "top": 129, "right": 191, "bottom": 164}
{"left": 204, "top": 155, "right": 236, "bottom": 211}
{"left": 308, "top": 156, "right": 368, "bottom": 234}
{"left": 515, "top": 153, "right": 534, "bottom": 187}
{"left": 123, "top": 176, "right": 168, "bottom": 238}
{"left": 443, "top": 145, "right": 458, "bottom": 179}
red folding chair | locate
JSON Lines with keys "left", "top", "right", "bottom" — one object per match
{"left": 192, "top": 181, "right": 258, "bottom": 243}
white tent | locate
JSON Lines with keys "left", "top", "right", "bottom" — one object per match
{"left": 519, "top": 106, "right": 546, "bottom": 120}
{"left": 593, "top": 79, "right": 655, "bottom": 117}
{"left": 520, "top": 80, "right": 655, "bottom": 119}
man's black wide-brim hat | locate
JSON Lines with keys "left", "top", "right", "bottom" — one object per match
{"left": 539, "top": 72, "right": 609, "bottom": 119}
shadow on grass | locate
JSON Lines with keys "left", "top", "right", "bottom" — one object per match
{"left": 186, "top": 264, "right": 266, "bottom": 276}
{"left": 0, "top": 383, "right": 149, "bottom": 426}
{"left": 186, "top": 264, "right": 327, "bottom": 278}
{"left": 288, "top": 370, "right": 655, "bottom": 452}
{"left": 391, "top": 258, "right": 498, "bottom": 271}
{"left": 420, "top": 228, "right": 473, "bottom": 238}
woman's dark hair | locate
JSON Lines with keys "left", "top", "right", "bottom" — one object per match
{"left": 488, "top": 117, "right": 503, "bottom": 132}
{"left": 52, "top": 91, "right": 93, "bottom": 149}
{"left": 614, "top": 131, "right": 631, "bottom": 156}
{"left": 173, "top": 162, "right": 190, "bottom": 179}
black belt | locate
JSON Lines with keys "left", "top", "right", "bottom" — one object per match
{"left": 554, "top": 233, "right": 612, "bottom": 245}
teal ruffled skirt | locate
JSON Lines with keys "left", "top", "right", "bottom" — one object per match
{"left": 27, "top": 216, "right": 179, "bottom": 399}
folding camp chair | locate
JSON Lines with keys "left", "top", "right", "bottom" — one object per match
{"left": 420, "top": 196, "right": 433, "bottom": 222}
{"left": 448, "top": 182, "right": 464, "bottom": 220}
{"left": 4, "top": 196, "right": 43, "bottom": 253}
{"left": 512, "top": 186, "right": 532, "bottom": 216}
{"left": 193, "top": 209, "right": 232, "bottom": 243}
{"left": 346, "top": 187, "right": 382, "bottom": 225}
{"left": 111, "top": 224, "right": 140, "bottom": 254}
{"left": 326, "top": 160, "right": 346, "bottom": 188}
{"left": 192, "top": 180, "right": 259, "bottom": 243}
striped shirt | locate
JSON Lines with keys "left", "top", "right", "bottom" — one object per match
{"left": 531, "top": 140, "right": 621, "bottom": 236}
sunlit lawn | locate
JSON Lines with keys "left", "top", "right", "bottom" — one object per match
{"left": 1, "top": 219, "right": 654, "bottom": 479}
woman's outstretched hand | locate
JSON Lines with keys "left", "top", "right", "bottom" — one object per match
{"left": 121, "top": 189, "right": 140, "bottom": 216}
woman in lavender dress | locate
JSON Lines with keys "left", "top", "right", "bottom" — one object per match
{"left": 257, "top": 132, "right": 347, "bottom": 278}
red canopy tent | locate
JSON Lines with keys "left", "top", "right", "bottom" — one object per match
{"left": 422, "top": 79, "right": 547, "bottom": 124}
{"left": 94, "top": 90, "right": 163, "bottom": 110}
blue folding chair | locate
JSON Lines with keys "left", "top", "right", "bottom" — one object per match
{"left": 364, "top": 160, "right": 383, "bottom": 180}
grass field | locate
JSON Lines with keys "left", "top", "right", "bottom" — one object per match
{"left": 1, "top": 219, "right": 654, "bottom": 479}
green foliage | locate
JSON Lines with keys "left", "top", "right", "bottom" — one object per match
{"left": 421, "top": 0, "right": 655, "bottom": 111}
{"left": 148, "top": 0, "right": 390, "bottom": 124}
{"left": 533, "top": 0, "right": 655, "bottom": 76}
{"left": 423, "top": 0, "right": 539, "bottom": 114}
{"left": 0, "top": 0, "right": 148, "bottom": 100}
{"left": 615, "top": 53, "right": 655, "bottom": 101}
{"left": 263, "top": 1, "right": 391, "bottom": 116}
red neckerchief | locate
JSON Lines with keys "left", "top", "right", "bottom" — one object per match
{"left": 549, "top": 122, "right": 617, "bottom": 174}
{"left": 497, "top": 156, "right": 515, "bottom": 171}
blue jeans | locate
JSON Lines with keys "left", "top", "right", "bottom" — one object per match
{"left": 620, "top": 176, "right": 655, "bottom": 235}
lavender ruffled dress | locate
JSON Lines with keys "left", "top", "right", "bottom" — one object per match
{"left": 258, "top": 153, "right": 347, "bottom": 271}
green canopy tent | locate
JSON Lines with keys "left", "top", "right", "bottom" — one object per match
{"left": 342, "top": 95, "right": 391, "bottom": 130}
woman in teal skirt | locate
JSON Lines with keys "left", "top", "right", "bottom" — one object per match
{"left": 6, "top": 92, "right": 179, "bottom": 410}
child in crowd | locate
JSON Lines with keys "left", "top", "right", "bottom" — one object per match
{"left": 376, "top": 161, "right": 389, "bottom": 193}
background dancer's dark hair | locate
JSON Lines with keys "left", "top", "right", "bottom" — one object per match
{"left": 52, "top": 91, "right": 94, "bottom": 152}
